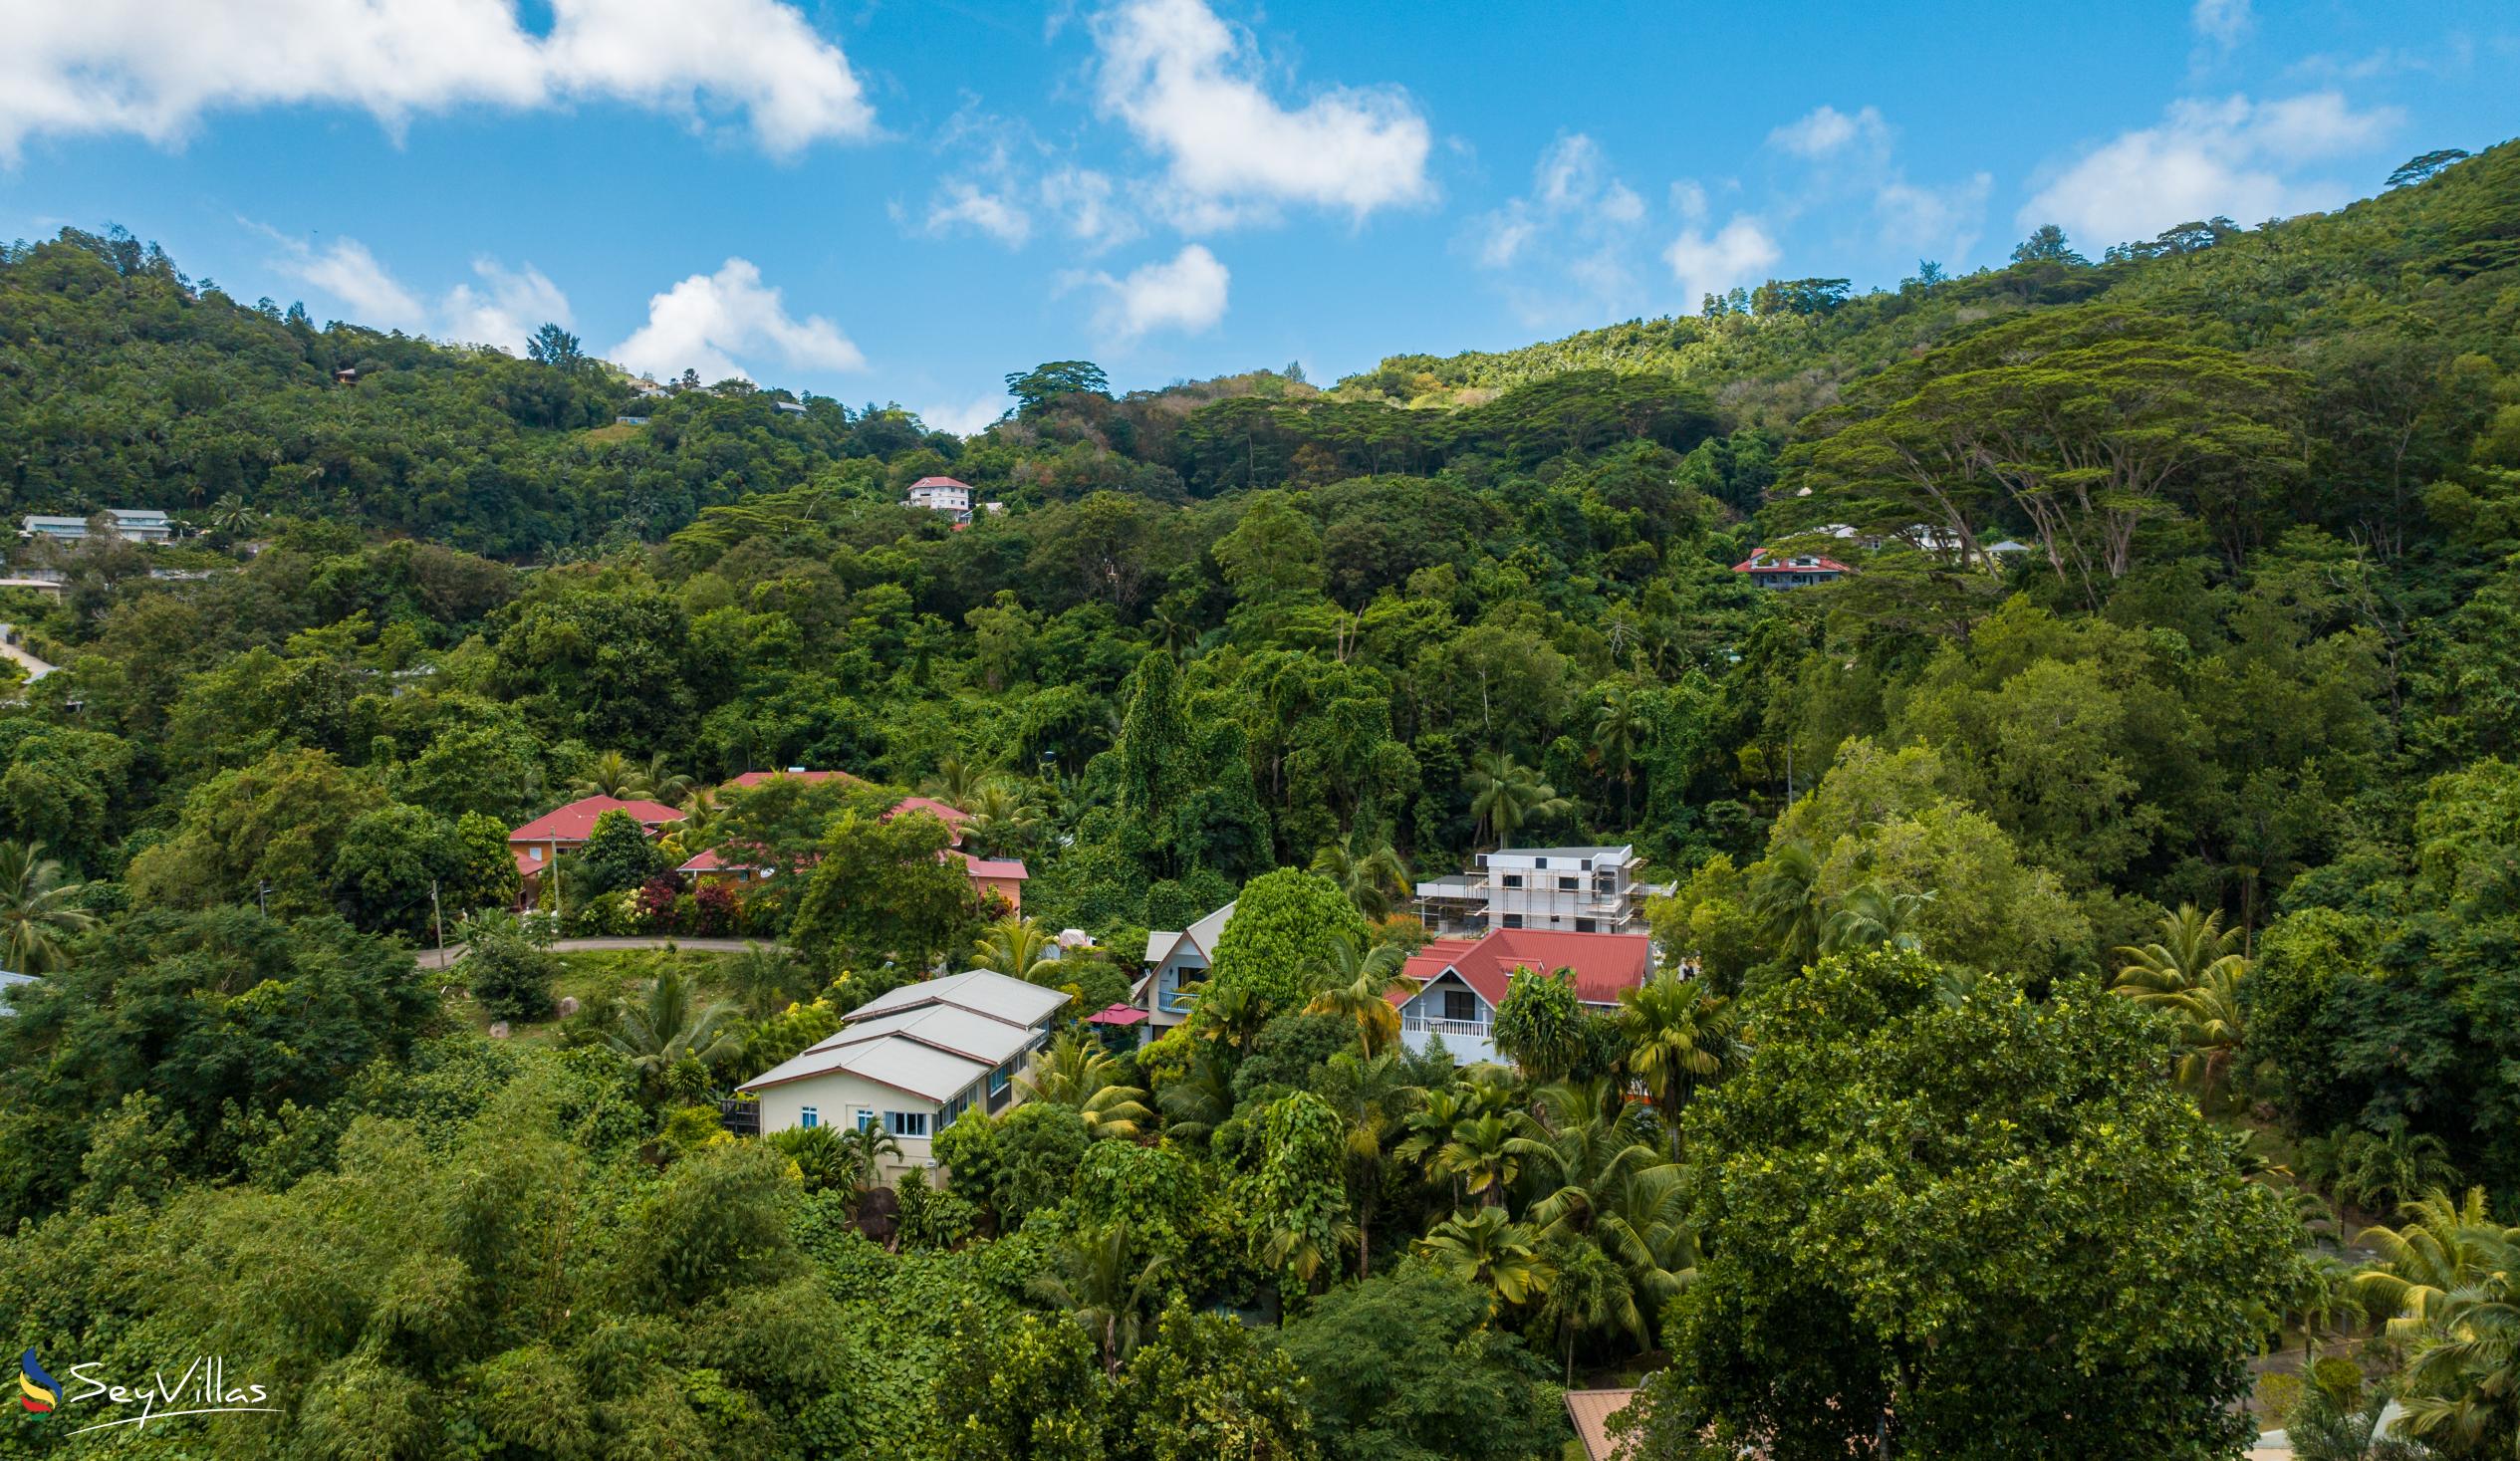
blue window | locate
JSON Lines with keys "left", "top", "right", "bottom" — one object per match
{"left": 853, "top": 1107, "right": 875, "bottom": 1132}
{"left": 989, "top": 1062, "right": 1012, "bottom": 1096}
{"left": 885, "top": 1110, "right": 931, "bottom": 1139}
{"left": 799, "top": 1106, "right": 820, "bottom": 1129}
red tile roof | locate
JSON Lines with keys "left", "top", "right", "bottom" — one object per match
{"left": 509, "top": 796, "right": 685, "bottom": 845}
{"left": 909, "top": 475, "right": 971, "bottom": 490}
{"left": 1733, "top": 548, "right": 1851, "bottom": 575}
{"left": 1387, "top": 928, "right": 1653, "bottom": 1009}
{"left": 885, "top": 796, "right": 973, "bottom": 831}
{"left": 513, "top": 849, "right": 545, "bottom": 877}
{"left": 1088, "top": 1003, "right": 1149, "bottom": 1027}
{"left": 956, "top": 852, "right": 1029, "bottom": 882}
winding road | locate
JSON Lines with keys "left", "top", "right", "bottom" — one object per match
{"left": 0, "top": 625, "right": 56, "bottom": 683}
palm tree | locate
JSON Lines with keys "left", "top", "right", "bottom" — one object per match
{"left": 1312, "top": 1051, "right": 1419, "bottom": 1278}
{"left": 1536, "top": 1239, "right": 1646, "bottom": 1385}
{"left": 1304, "top": 934, "right": 1411, "bottom": 1056}
{"left": 1591, "top": 684, "right": 1644, "bottom": 826}
{"left": 1595, "top": 1162, "right": 1699, "bottom": 1318}
{"left": 1748, "top": 840, "right": 1824, "bottom": 972}
{"left": 1432, "top": 1112, "right": 1525, "bottom": 1209}
{"left": 724, "top": 943, "right": 811, "bottom": 1020}
{"left": 919, "top": 755, "right": 985, "bottom": 808}
{"left": 2112, "top": 903, "right": 2245, "bottom": 996}
{"left": 570, "top": 749, "right": 649, "bottom": 801}
{"left": 1417, "top": 1207, "right": 1554, "bottom": 1311}
{"left": 0, "top": 841, "right": 94, "bottom": 974}
{"left": 1311, "top": 831, "right": 1411, "bottom": 921}
{"left": 1510, "top": 1080, "right": 1674, "bottom": 1244}
{"left": 1031, "top": 1222, "right": 1172, "bottom": 1378}
{"left": 660, "top": 787, "right": 723, "bottom": 859}
{"left": 206, "top": 492, "right": 259, "bottom": 539}
{"left": 1395, "top": 1084, "right": 1478, "bottom": 1202}
{"left": 1466, "top": 751, "right": 1573, "bottom": 849}
{"left": 960, "top": 780, "right": 1041, "bottom": 857}
{"left": 1189, "top": 981, "right": 1267, "bottom": 1052}
{"left": 1018, "top": 1030, "right": 1153, "bottom": 1140}
{"left": 840, "top": 1123, "right": 903, "bottom": 1196}
{"left": 2132, "top": 961, "right": 2251, "bottom": 1108}
{"left": 1617, "top": 974, "right": 1735, "bottom": 1153}
{"left": 2395, "top": 1264, "right": 2520, "bottom": 1453}
{"left": 1153, "top": 1049, "right": 1236, "bottom": 1145}
{"left": 1819, "top": 881, "right": 1934, "bottom": 954}
{"left": 2355, "top": 1188, "right": 2516, "bottom": 1337}
{"left": 971, "top": 916, "right": 1065, "bottom": 986}
{"left": 2332, "top": 1129, "right": 2462, "bottom": 1219}
{"left": 638, "top": 752, "right": 693, "bottom": 806}
{"left": 604, "top": 968, "right": 742, "bottom": 1098}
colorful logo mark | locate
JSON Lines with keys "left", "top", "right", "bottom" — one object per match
{"left": 18, "top": 1350, "right": 57, "bottom": 1414}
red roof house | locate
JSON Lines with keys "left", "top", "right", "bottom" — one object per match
{"left": 508, "top": 795, "right": 688, "bottom": 899}
{"left": 1731, "top": 548, "right": 1851, "bottom": 588}
{"left": 1386, "top": 928, "right": 1653, "bottom": 1065}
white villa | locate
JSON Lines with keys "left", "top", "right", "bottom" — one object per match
{"left": 1413, "top": 845, "right": 1660, "bottom": 937}
{"left": 736, "top": 969, "right": 1066, "bottom": 1183}
{"left": 1137, "top": 900, "right": 1234, "bottom": 1039}
{"left": 21, "top": 509, "right": 173, "bottom": 545}
{"left": 905, "top": 475, "right": 974, "bottom": 522}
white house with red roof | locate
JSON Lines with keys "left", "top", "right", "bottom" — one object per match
{"left": 508, "top": 795, "right": 685, "bottom": 898}
{"left": 1733, "top": 547, "right": 1851, "bottom": 588}
{"left": 905, "top": 475, "right": 973, "bottom": 522}
{"left": 1385, "top": 928, "right": 1653, "bottom": 1066}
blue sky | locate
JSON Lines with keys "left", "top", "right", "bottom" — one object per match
{"left": 2, "top": 0, "right": 2513, "bottom": 432}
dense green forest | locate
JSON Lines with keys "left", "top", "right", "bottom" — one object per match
{"left": 0, "top": 138, "right": 2516, "bottom": 1458}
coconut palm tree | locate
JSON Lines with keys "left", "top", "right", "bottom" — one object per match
{"left": 0, "top": 840, "right": 94, "bottom": 975}
{"left": 972, "top": 916, "right": 1064, "bottom": 986}
{"left": 1031, "top": 1222, "right": 1172, "bottom": 1378}
{"left": 1313, "top": 1051, "right": 1419, "bottom": 1278}
{"left": 1510, "top": 1080, "right": 1674, "bottom": 1244}
{"left": 638, "top": 752, "right": 693, "bottom": 806}
{"left": 1616, "top": 974, "right": 1735, "bottom": 1152}
{"left": 2355, "top": 1188, "right": 2517, "bottom": 1337}
{"left": 918, "top": 755, "right": 986, "bottom": 808}
{"left": 1304, "top": 933, "right": 1411, "bottom": 1056}
{"left": 1748, "top": 840, "right": 1825, "bottom": 972}
{"left": 660, "top": 787, "right": 723, "bottom": 860}
{"left": 2112, "top": 903, "right": 2246, "bottom": 996}
{"left": 2394, "top": 1262, "right": 2520, "bottom": 1454}
{"left": 1189, "top": 980, "right": 1267, "bottom": 1052}
{"left": 1594, "top": 1162, "right": 1699, "bottom": 1317}
{"left": 1819, "top": 881, "right": 1935, "bottom": 954}
{"left": 1153, "top": 1048, "right": 1236, "bottom": 1144}
{"left": 1417, "top": 1207, "right": 1554, "bottom": 1311}
{"left": 1591, "top": 684, "right": 1644, "bottom": 826}
{"left": 1536, "top": 1238, "right": 1646, "bottom": 1385}
{"left": 1433, "top": 1112, "right": 1525, "bottom": 1209}
{"left": 1467, "top": 751, "right": 1573, "bottom": 849}
{"left": 840, "top": 1123, "right": 903, "bottom": 1196}
{"left": 1019, "top": 1030, "right": 1153, "bottom": 1140}
{"left": 960, "top": 780, "right": 1041, "bottom": 857}
{"left": 1394, "top": 1084, "right": 1477, "bottom": 1200}
{"left": 2331, "top": 1129, "right": 2463, "bottom": 1220}
{"left": 604, "top": 968, "right": 742, "bottom": 1098}
{"left": 570, "top": 749, "right": 649, "bottom": 801}
{"left": 1311, "top": 831, "right": 1411, "bottom": 921}
{"left": 2129, "top": 961, "right": 2252, "bottom": 1108}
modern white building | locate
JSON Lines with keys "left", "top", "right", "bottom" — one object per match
{"left": 21, "top": 509, "right": 173, "bottom": 545}
{"left": 1413, "top": 845, "right": 1658, "bottom": 937}
{"left": 735, "top": 969, "right": 1067, "bottom": 1183}
{"left": 905, "top": 475, "right": 974, "bottom": 522}
{"left": 1137, "top": 901, "right": 1234, "bottom": 1038}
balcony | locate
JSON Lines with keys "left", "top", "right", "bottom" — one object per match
{"left": 1401, "top": 1013, "right": 1492, "bottom": 1041}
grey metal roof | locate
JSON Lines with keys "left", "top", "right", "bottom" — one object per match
{"left": 739, "top": 1034, "right": 989, "bottom": 1103}
{"left": 1488, "top": 846, "right": 1633, "bottom": 860}
{"left": 808, "top": 1003, "right": 1038, "bottom": 1066}
{"left": 847, "top": 967, "right": 1070, "bottom": 1026}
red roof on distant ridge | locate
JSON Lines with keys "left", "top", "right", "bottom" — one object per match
{"left": 910, "top": 475, "right": 971, "bottom": 490}
{"left": 509, "top": 796, "right": 684, "bottom": 845}
{"left": 1386, "top": 928, "right": 1653, "bottom": 1009}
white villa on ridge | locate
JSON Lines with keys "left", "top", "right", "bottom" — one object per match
{"left": 906, "top": 475, "right": 974, "bottom": 522}
{"left": 1137, "top": 900, "right": 1234, "bottom": 1039}
{"left": 21, "top": 509, "right": 173, "bottom": 545}
{"left": 1386, "top": 928, "right": 1653, "bottom": 1065}
{"left": 1413, "top": 845, "right": 1660, "bottom": 937}
{"left": 736, "top": 969, "right": 1066, "bottom": 1184}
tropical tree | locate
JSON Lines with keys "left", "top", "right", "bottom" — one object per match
{"left": 1311, "top": 1050, "right": 1419, "bottom": 1278}
{"left": 973, "top": 916, "right": 1065, "bottom": 985}
{"left": 638, "top": 752, "right": 693, "bottom": 807}
{"left": 960, "top": 779, "right": 1042, "bottom": 857}
{"left": 0, "top": 840, "right": 95, "bottom": 974}
{"left": 2125, "top": 961, "right": 2252, "bottom": 1108}
{"left": 1031, "top": 1221, "right": 1172, "bottom": 1379}
{"left": 2112, "top": 903, "right": 2246, "bottom": 995}
{"left": 2355, "top": 1188, "right": 2516, "bottom": 1337}
{"left": 1510, "top": 1080, "right": 1673, "bottom": 1244}
{"left": 1819, "top": 881, "right": 1935, "bottom": 954}
{"left": 1417, "top": 1207, "right": 1555, "bottom": 1311}
{"left": 1310, "top": 831, "right": 1411, "bottom": 921}
{"left": 1748, "top": 839, "right": 1825, "bottom": 972}
{"left": 723, "top": 943, "right": 812, "bottom": 1020}
{"left": 1189, "top": 981, "right": 1268, "bottom": 1052}
{"left": 570, "top": 749, "right": 650, "bottom": 801}
{"left": 1591, "top": 683, "right": 1646, "bottom": 825}
{"left": 1152, "top": 1046, "right": 1236, "bottom": 1145}
{"left": 840, "top": 1123, "right": 903, "bottom": 1197}
{"left": 1536, "top": 1238, "right": 1647, "bottom": 1384}
{"left": 603, "top": 967, "right": 742, "bottom": 1100}
{"left": 1616, "top": 974, "right": 1735, "bottom": 1151}
{"left": 1019, "top": 1029, "right": 1153, "bottom": 1140}
{"left": 1303, "top": 933, "right": 1411, "bottom": 1055}
{"left": 1466, "top": 751, "right": 1572, "bottom": 849}
{"left": 919, "top": 755, "right": 986, "bottom": 807}
{"left": 1431, "top": 1112, "right": 1525, "bottom": 1209}
{"left": 2329, "top": 1128, "right": 2463, "bottom": 1219}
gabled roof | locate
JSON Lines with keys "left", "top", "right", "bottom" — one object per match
{"left": 909, "top": 475, "right": 971, "bottom": 490}
{"left": 1145, "top": 899, "right": 1235, "bottom": 968}
{"left": 885, "top": 796, "right": 973, "bottom": 831}
{"left": 1387, "top": 928, "right": 1654, "bottom": 1009}
{"left": 1733, "top": 548, "right": 1852, "bottom": 575}
{"left": 509, "top": 796, "right": 685, "bottom": 844}
{"left": 849, "top": 968, "right": 1070, "bottom": 1026}
{"left": 956, "top": 852, "right": 1029, "bottom": 881}
{"left": 739, "top": 1035, "right": 989, "bottom": 1103}
{"left": 807, "top": 1003, "right": 1039, "bottom": 1065}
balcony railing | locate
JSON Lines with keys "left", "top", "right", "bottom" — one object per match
{"left": 1401, "top": 1013, "right": 1493, "bottom": 1040}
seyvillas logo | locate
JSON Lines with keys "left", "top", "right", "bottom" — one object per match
{"left": 15, "top": 1351, "right": 277, "bottom": 1434}
{"left": 19, "top": 1351, "right": 57, "bottom": 1413}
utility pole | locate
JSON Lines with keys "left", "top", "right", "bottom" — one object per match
{"left": 257, "top": 879, "right": 269, "bottom": 917}
{"left": 431, "top": 879, "right": 445, "bottom": 963}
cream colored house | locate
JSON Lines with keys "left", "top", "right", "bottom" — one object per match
{"left": 736, "top": 969, "right": 1067, "bottom": 1183}
{"left": 1137, "top": 900, "right": 1234, "bottom": 1040}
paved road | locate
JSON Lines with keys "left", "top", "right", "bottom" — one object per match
{"left": 0, "top": 625, "right": 56, "bottom": 682}
{"left": 418, "top": 935, "right": 780, "bottom": 971}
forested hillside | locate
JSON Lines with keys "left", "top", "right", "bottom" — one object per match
{"left": 0, "top": 140, "right": 2513, "bottom": 1458}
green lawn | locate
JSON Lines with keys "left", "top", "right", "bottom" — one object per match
{"left": 456, "top": 946, "right": 749, "bottom": 1042}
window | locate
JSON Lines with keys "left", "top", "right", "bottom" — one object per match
{"left": 1160, "top": 961, "right": 1202, "bottom": 1014}
{"left": 529, "top": 847, "right": 544, "bottom": 862}
{"left": 1579, "top": 858, "right": 1593, "bottom": 871}
{"left": 1558, "top": 875, "right": 1578, "bottom": 891}
{"left": 799, "top": 1106, "right": 819, "bottom": 1128}
{"left": 1442, "top": 988, "right": 1479, "bottom": 1024}
{"left": 853, "top": 1107, "right": 875, "bottom": 1131}
{"left": 885, "top": 1110, "right": 931, "bottom": 1139}
{"left": 1502, "top": 913, "right": 1524, "bottom": 929}
{"left": 989, "top": 1062, "right": 1012, "bottom": 1096}
{"left": 1576, "top": 918, "right": 1597, "bottom": 933}
{"left": 1535, "top": 857, "right": 1550, "bottom": 868}
{"left": 1501, "top": 874, "right": 1523, "bottom": 889}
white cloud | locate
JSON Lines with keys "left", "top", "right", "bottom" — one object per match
{"left": 1469, "top": 134, "right": 1648, "bottom": 324}
{"left": 1662, "top": 218, "right": 1779, "bottom": 306}
{"left": 0, "top": 0, "right": 872, "bottom": 161}
{"left": 1072, "top": 243, "right": 1230, "bottom": 341}
{"left": 2017, "top": 92, "right": 2399, "bottom": 247}
{"left": 918, "top": 392, "right": 1013, "bottom": 437}
{"left": 1089, "top": 0, "right": 1432, "bottom": 224}
{"left": 2192, "top": 0, "right": 2253, "bottom": 50}
{"left": 1875, "top": 173, "right": 1992, "bottom": 255}
{"left": 612, "top": 258, "right": 865, "bottom": 382}
{"left": 1041, "top": 166, "right": 1143, "bottom": 252}
{"left": 275, "top": 237, "right": 427, "bottom": 330}
{"left": 440, "top": 259, "right": 572, "bottom": 352}
{"left": 1768, "top": 104, "right": 1888, "bottom": 160}
{"left": 926, "top": 180, "right": 1034, "bottom": 247}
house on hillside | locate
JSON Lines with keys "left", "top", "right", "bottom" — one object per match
{"left": 21, "top": 509, "right": 173, "bottom": 546}
{"left": 735, "top": 969, "right": 1067, "bottom": 1183}
{"left": 508, "top": 795, "right": 686, "bottom": 900}
{"left": 774, "top": 399, "right": 807, "bottom": 416}
{"left": 1413, "top": 845, "right": 1660, "bottom": 937}
{"left": 905, "top": 476, "right": 973, "bottom": 523}
{"left": 1732, "top": 548, "right": 1849, "bottom": 588}
{"left": 1386, "top": 928, "right": 1653, "bottom": 1065}
{"left": 1137, "top": 901, "right": 1235, "bottom": 1038}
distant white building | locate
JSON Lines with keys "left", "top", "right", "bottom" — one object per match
{"left": 21, "top": 509, "right": 172, "bottom": 545}
{"left": 735, "top": 969, "right": 1067, "bottom": 1184}
{"left": 1137, "top": 900, "right": 1235, "bottom": 1038}
{"left": 773, "top": 399, "right": 807, "bottom": 416}
{"left": 1414, "top": 845, "right": 1660, "bottom": 937}
{"left": 906, "top": 476, "right": 974, "bottom": 522}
